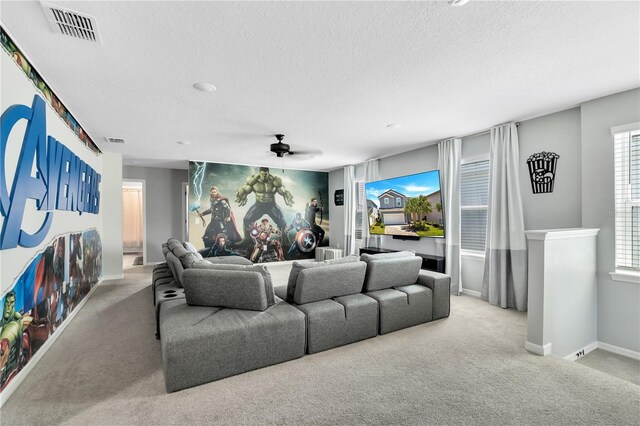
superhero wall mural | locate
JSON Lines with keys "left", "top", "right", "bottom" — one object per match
{"left": 188, "top": 162, "right": 329, "bottom": 263}
{"left": 0, "top": 229, "right": 102, "bottom": 391}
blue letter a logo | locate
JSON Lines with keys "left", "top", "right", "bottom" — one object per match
{"left": 0, "top": 95, "right": 53, "bottom": 249}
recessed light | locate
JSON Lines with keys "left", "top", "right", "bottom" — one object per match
{"left": 386, "top": 123, "right": 402, "bottom": 129}
{"left": 448, "top": 0, "right": 471, "bottom": 6}
{"left": 177, "top": 141, "right": 192, "bottom": 146}
{"left": 192, "top": 82, "right": 217, "bottom": 92}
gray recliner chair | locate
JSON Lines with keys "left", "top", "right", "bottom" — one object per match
{"left": 275, "top": 256, "right": 378, "bottom": 354}
{"left": 361, "top": 251, "right": 450, "bottom": 334}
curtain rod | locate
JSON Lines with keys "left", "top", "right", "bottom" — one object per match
{"left": 457, "top": 121, "right": 520, "bottom": 140}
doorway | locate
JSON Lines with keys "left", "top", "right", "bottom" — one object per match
{"left": 122, "top": 180, "right": 146, "bottom": 268}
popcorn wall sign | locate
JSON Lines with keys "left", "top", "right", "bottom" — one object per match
{"left": 526, "top": 152, "right": 559, "bottom": 194}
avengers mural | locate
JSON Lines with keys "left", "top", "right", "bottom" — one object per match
{"left": 188, "top": 162, "right": 329, "bottom": 263}
{"left": 0, "top": 229, "right": 101, "bottom": 391}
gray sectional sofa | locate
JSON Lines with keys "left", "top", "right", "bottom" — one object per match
{"left": 153, "top": 240, "right": 450, "bottom": 392}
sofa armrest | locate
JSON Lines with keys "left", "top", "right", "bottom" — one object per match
{"left": 417, "top": 270, "right": 451, "bottom": 320}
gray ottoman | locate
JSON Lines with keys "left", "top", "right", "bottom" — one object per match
{"left": 160, "top": 298, "right": 306, "bottom": 392}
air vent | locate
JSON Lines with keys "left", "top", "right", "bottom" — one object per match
{"left": 41, "top": 2, "right": 102, "bottom": 44}
{"left": 105, "top": 137, "right": 126, "bottom": 144}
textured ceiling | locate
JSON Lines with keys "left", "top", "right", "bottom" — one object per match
{"left": 1, "top": 1, "right": 638, "bottom": 171}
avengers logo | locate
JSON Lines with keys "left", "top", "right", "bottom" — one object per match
{"left": 0, "top": 95, "right": 101, "bottom": 250}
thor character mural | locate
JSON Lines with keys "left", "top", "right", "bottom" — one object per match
{"left": 188, "top": 161, "right": 329, "bottom": 262}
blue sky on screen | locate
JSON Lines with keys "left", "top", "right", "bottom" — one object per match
{"left": 366, "top": 170, "right": 441, "bottom": 207}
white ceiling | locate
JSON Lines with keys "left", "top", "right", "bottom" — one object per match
{"left": 1, "top": 1, "right": 638, "bottom": 171}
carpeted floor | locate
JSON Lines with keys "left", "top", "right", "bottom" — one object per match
{"left": 2, "top": 263, "right": 639, "bottom": 425}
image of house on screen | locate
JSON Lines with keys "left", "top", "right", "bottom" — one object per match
{"left": 372, "top": 189, "right": 442, "bottom": 226}
{"left": 365, "top": 170, "right": 445, "bottom": 238}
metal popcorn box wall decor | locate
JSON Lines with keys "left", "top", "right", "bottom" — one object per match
{"left": 526, "top": 151, "right": 560, "bottom": 194}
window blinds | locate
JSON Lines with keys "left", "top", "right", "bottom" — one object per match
{"left": 460, "top": 160, "right": 490, "bottom": 252}
{"left": 614, "top": 131, "right": 640, "bottom": 270}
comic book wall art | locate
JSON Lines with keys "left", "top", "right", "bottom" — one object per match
{"left": 188, "top": 162, "right": 329, "bottom": 263}
{"left": 0, "top": 230, "right": 101, "bottom": 391}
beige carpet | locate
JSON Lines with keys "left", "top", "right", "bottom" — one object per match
{"left": 2, "top": 264, "right": 639, "bottom": 425}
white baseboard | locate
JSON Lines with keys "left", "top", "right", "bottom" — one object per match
{"left": 101, "top": 273, "right": 124, "bottom": 281}
{"left": 0, "top": 278, "right": 104, "bottom": 407}
{"left": 564, "top": 341, "right": 599, "bottom": 361}
{"left": 597, "top": 341, "right": 640, "bottom": 361}
{"left": 461, "top": 289, "right": 481, "bottom": 298}
{"left": 525, "top": 341, "right": 552, "bottom": 356}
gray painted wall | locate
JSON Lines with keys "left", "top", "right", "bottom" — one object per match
{"left": 580, "top": 88, "right": 640, "bottom": 353}
{"left": 123, "top": 166, "right": 188, "bottom": 263}
{"left": 328, "top": 88, "right": 640, "bottom": 353}
{"left": 101, "top": 152, "right": 123, "bottom": 277}
{"left": 328, "top": 168, "right": 344, "bottom": 251}
{"left": 518, "top": 107, "right": 582, "bottom": 230}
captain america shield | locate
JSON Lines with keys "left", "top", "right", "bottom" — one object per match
{"left": 295, "top": 229, "right": 317, "bottom": 253}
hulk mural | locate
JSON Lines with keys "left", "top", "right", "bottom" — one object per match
{"left": 188, "top": 162, "right": 329, "bottom": 263}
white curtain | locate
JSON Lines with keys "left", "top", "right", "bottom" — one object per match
{"left": 362, "top": 159, "right": 380, "bottom": 248}
{"left": 482, "top": 123, "right": 528, "bottom": 311}
{"left": 122, "top": 188, "right": 143, "bottom": 251}
{"left": 343, "top": 165, "right": 357, "bottom": 255}
{"left": 438, "top": 138, "right": 461, "bottom": 295}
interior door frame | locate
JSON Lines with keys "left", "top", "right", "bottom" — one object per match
{"left": 122, "top": 179, "right": 147, "bottom": 265}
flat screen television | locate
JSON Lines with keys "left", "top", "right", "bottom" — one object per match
{"left": 365, "top": 170, "right": 444, "bottom": 238}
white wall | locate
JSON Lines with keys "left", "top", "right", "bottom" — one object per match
{"left": 0, "top": 32, "right": 106, "bottom": 400}
{"left": 123, "top": 166, "right": 188, "bottom": 263}
{"left": 0, "top": 46, "right": 103, "bottom": 293}
{"left": 101, "top": 152, "right": 123, "bottom": 278}
{"left": 580, "top": 88, "right": 640, "bottom": 353}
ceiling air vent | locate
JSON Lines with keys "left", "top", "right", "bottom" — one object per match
{"left": 105, "top": 137, "right": 126, "bottom": 144}
{"left": 41, "top": 2, "right": 102, "bottom": 44}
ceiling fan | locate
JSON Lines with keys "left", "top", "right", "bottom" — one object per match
{"left": 270, "top": 134, "right": 294, "bottom": 157}
{"left": 268, "top": 134, "right": 323, "bottom": 162}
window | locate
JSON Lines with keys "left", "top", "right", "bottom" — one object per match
{"left": 396, "top": 197, "right": 401, "bottom": 207}
{"left": 613, "top": 127, "right": 640, "bottom": 273}
{"left": 460, "top": 159, "right": 490, "bottom": 252}
{"left": 384, "top": 198, "right": 389, "bottom": 205}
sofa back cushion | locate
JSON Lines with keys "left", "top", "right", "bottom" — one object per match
{"left": 166, "top": 252, "right": 185, "bottom": 287}
{"left": 360, "top": 250, "right": 415, "bottom": 263}
{"left": 192, "top": 263, "right": 275, "bottom": 307}
{"left": 183, "top": 241, "right": 204, "bottom": 261}
{"left": 285, "top": 255, "right": 360, "bottom": 303}
{"left": 204, "top": 256, "right": 253, "bottom": 266}
{"left": 362, "top": 252, "right": 422, "bottom": 291}
{"left": 293, "top": 261, "right": 367, "bottom": 304}
{"left": 182, "top": 269, "right": 272, "bottom": 311}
